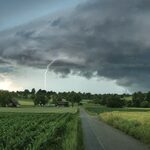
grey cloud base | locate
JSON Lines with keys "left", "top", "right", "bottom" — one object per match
{"left": 0, "top": 0, "right": 150, "bottom": 92}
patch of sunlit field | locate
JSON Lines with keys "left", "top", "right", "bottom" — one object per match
{"left": 18, "top": 100, "right": 34, "bottom": 106}
{"left": 16, "top": 98, "right": 34, "bottom": 106}
{"left": 100, "top": 111, "right": 150, "bottom": 144}
{"left": 0, "top": 107, "right": 78, "bottom": 113}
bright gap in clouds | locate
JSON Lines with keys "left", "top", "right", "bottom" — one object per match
{"left": 0, "top": 78, "right": 23, "bottom": 91}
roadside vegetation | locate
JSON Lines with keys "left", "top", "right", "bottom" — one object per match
{"left": 100, "top": 111, "right": 150, "bottom": 144}
{"left": 62, "top": 111, "right": 84, "bottom": 150}
{"left": 84, "top": 104, "right": 150, "bottom": 145}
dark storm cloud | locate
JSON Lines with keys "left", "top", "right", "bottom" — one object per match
{"left": 0, "top": 58, "right": 9, "bottom": 65}
{"left": 0, "top": 0, "right": 150, "bottom": 92}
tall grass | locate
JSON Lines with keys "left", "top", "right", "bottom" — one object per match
{"left": 62, "top": 113, "right": 84, "bottom": 150}
{"left": 100, "top": 111, "right": 150, "bottom": 144}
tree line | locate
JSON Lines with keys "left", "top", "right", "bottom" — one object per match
{"left": 0, "top": 89, "right": 150, "bottom": 108}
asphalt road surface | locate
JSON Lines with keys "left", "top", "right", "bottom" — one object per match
{"left": 80, "top": 108, "right": 150, "bottom": 150}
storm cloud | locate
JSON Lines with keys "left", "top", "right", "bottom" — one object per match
{"left": 0, "top": 0, "right": 150, "bottom": 92}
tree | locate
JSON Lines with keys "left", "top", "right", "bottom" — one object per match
{"left": 106, "top": 95, "right": 125, "bottom": 108}
{"left": 132, "top": 92, "right": 145, "bottom": 107}
{"left": 145, "top": 91, "right": 150, "bottom": 102}
{"left": 34, "top": 93, "right": 48, "bottom": 106}
{"left": 52, "top": 94, "right": 62, "bottom": 106}
{"left": 0, "top": 91, "right": 12, "bottom": 107}
{"left": 67, "top": 92, "right": 82, "bottom": 106}
{"left": 31, "top": 88, "right": 36, "bottom": 95}
{"left": 73, "top": 93, "right": 82, "bottom": 105}
{"left": 23, "top": 89, "right": 30, "bottom": 98}
{"left": 31, "top": 88, "right": 36, "bottom": 99}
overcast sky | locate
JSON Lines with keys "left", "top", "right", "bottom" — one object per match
{"left": 0, "top": 0, "right": 150, "bottom": 93}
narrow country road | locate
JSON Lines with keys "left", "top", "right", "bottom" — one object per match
{"left": 80, "top": 108, "right": 150, "bottom": 150}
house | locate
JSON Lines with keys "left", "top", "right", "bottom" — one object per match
{"left": 56, "top": 99, "right": 69, "bottom": 107}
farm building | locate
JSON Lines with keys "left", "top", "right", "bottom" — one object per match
{"left": 7, "top": 99, "right": 20, "bottom": 107}
{"left": 56, "top": 99, "right": 69, "bottom": 107}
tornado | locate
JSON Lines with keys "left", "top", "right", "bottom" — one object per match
{"left": 44, "top": 60, "right": 56, "bottom": 90}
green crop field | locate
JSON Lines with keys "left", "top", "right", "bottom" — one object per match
{"left": 84, "top": 104, "right": 150, "bottom": 114}
{"left": 100, "top": 111, "right": 150, "bottom": 144}
{"left": 0, "top": 112, "right": 83, "bottom": 150}
{"left": 0, "top": 107, "right": 77, "bottom": 113}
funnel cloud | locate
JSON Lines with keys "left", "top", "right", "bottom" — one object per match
{"left": 44, "top": 60, "right": 56, "bottom": 90}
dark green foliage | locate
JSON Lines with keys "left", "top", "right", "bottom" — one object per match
{"left": 34, "top": 94, "right": 48, "bottom": 106}
{"left": 106, "top": 95, "right": 125, "bottom": 108}
{"left": 132, "top": 92, "right": 150, "bottom": 107}
{"left": 23, "top": 89, "right": 30, "bottom": 98}
{"left": 125, "top": 100, "right": 132, "bottom": 107}
{"left": 0, "top": 91, "right": 12, "bottom": 107}
{"left": 67, "top": 92, "right": 82, "bottom": 106}
{"left": 52, "top": 94, "right": 62, "bottom": 106}
{"left": 140, "top": 101, "right": 149, "bottom": 108}
{"left": 145, "top": 91, "right": 150, "bottom": 102}
{"left": 34, "top": 90, "right": 48, "bottom": 106}
{"left": 31, "top": 88, "right": 36, "bottom": 95}
{"left": 132, "top": 92, "right": 145, "bottom": 107}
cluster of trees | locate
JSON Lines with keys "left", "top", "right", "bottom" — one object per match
{"left": 90, "top": 94, "right": 125, "bottom": 108}
{"left": 0, "top": 91, "right": 12, "bottom": 107}
{"left": 17, "top": 89, "right": 82, "bottom": 107}
{"left": 90, "top": 92, "right": 150, "bottom": 108}
{"left": 33, "top": 90, "right": 48, "bottom": 106}
{"left": 132, "top": 92, "right": 150, "bottom": 107}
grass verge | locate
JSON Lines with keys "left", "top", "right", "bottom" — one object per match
{"left": 62, "top": 111, "right": 84, "bottom": 150}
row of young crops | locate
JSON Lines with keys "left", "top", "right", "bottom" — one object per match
{"left": 0, "top": 112, "right": 82, "bottom": 150}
